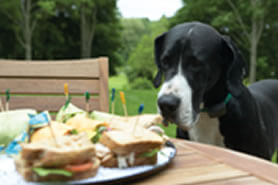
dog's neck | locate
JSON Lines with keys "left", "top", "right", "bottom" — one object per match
{"left": 202, "top": 75, "right": 230, "bottom": 117}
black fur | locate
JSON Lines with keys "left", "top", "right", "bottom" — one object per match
{"left": 154, "top": 22, "right": 278, "bottom": 160}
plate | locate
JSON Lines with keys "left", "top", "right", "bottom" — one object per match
{"left": 0, "top": 141, "right": 176, "bottom": 185}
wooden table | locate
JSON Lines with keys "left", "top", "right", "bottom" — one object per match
{"left": 132, "top": 139, "right": 278, "bottom": 185}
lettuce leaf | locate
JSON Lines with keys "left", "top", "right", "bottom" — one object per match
{"left": 141, "top": 148, "right": 160, "bottom": 158}
{"left": 91, "top": 126, "right": 107, "bottom": 143}
{"left": 32, "top": 167, "right": 72, "bottom": 177}
{"left": 56, "top": 103, "right": 86, "bottom": 123}
{"left": 90, "top": 111, "right": 118, "bottom": 121}
{"left": 0, "top": 109, "right": 36, "bottom": 146}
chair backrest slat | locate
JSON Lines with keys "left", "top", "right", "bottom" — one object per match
{"left": 0, "top": 57, "right": 109, "bottom": 113}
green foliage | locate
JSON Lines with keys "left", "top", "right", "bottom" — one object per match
{"left": 170, "top": 0, "right": 278, "bottom": 81}
{"left": 0, "top": 0, "right": 122, "bottom": 75}
{"left": 272, "top": 149, "right": 278, "bottom": 163}
{"left": 124, "top": 17, "right": 169, "bottom": 88}
{"left": 130, "top": 77, "right": 155, "bottom": 90}
{"left": 119, "top": 18, "right": 151, "bottom": 62}
{"left": 109, "top": 89, "right": 159, "bottom": 116}
{"left": 109, "top": 74, "right": 129, "bottom": 90}
{"left": 160, "top": 124, "right": 177, "bottom": 138}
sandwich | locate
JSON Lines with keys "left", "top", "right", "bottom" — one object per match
{"left": 15, "top": 132, "right": 100, "bottom": 182}
{"left": 30, "top": 121, "right": 74, "bottom": 143}
{"left": 97, "top": 126, "right": 164, "bottom": 168}
{"left": 91, "top": 111, "right": 168, "bottom": 139}
{"left": 64, "top": 114, "right": 167, "bottom": 168}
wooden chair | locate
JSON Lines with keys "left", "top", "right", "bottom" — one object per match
{"left": 0, "top": 57, "right": 109, "bottom": 114}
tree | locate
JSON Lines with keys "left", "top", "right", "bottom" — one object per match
{"left": 170, "top": 0, "right": 278, "bottom": 82}
{"left": 80, "top": 0, "right": 97, "bottom": 58}
{"left": 0, "top": 0, "right": 35, "bottom": 60}
{"left": 226, "top": 0, "right": 269, "bottom": 82}
{"left": 0, "top": 0, "right": 56, "bottom": 60}
{"left": 125, "top": 17, "right": 169, "bottom": 86}
{"left": 0, "top": 0, "right": 122, "bottom": 75}
{"left": 119, "top": 18, "right": 151, "bottom": 62}
{"left": 56, "top": 0, "right": 120, "bottom": 59}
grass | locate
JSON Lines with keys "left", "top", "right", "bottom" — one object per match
{"left": 272, "top": 150, "right": 278, "bottom": 163}
{"left": 109, "top": 73, "right": 128, "bottom": 90}
{"left": 109, "top": 75, "right": 176, "bottom": 137}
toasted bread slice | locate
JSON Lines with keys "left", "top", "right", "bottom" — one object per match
{"left": 21, "top": 133, "right": 95, "bottom": 167}
{"left": 92, "top": 111, "right": 163, "bottom": 129}
{"left": 99, "top": 128, "right": 163, "bottom": 155}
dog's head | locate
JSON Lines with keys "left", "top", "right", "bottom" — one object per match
{"left": 154, "top": 22, "right": 247, "bottom": 130}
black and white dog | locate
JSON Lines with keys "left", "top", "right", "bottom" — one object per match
{"left": 154, "top": 22, "right": 278, "bottom": 160}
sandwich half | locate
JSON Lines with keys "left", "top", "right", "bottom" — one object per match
{"left": 98, "top": 126, "right": 164, "bottom": 168}
{"left": 15, "top": 133, "right": 100, "bottom": 182}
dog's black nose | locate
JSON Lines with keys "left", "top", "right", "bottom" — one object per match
{"left": 158, "top": 95, "right": 180, "bottom": 114}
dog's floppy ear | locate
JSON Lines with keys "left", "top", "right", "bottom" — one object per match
{"left": 153, "top": 32, "right": 167, "bottom": 88}
{"left": 222, "top": 35, "right": 248, "bottom": 97}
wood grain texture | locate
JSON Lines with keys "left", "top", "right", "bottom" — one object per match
{"left": 0, "top": 57, "right": 109, "bottom": 112}
{"left": 169, "top": 153, "right": 216, "bottom": 169}
{"left": 0, "top": 95, "right": 100, "bottom": 112}
{"left": 200, "top": 176, "right": 272, "bottom": 185}
{"left": 0, "top": 59, "right": 100, "bottom": 78}
{"left": 131, "top": 139, "right": 277, "bottom": 185}
{"left": 184, "top": 140, "right": 278, "bottom": 184}
{"left": 174, "top": 138, "right": 198, "bottom": 156}
{"left": 133, "top": 164, "right": 248, "bottom": 185}
{"left": 0, "top": 78, "right": 99, "bottom": 94}
{"left": 98, "top": 57, "right": 109, "bottom": 112}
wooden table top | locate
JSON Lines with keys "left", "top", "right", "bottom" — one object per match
{"left": 132, "top": 139, "right": 278, "bottom": 185}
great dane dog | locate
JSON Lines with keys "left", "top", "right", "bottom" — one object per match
{"left": 154, "top": 22, "right": 278, "bottom": 160}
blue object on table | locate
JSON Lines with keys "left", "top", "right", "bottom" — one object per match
{"left": 29, "top": 111, "right": 49, "bottom": 125}
{"left": 5, "top": 131, "right": 28, "bottom": 155}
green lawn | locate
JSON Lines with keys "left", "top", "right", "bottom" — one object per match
{"left": 108, "top": 75, "right": 176, "bottom": 137}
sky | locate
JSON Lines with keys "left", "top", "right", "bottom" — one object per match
{"left": 117, "top": 0, "right": 183, "bottom": 21}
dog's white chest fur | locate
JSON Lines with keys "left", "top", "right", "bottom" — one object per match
{"left": 188, "top": 112, "right": 225, "bottom": 147}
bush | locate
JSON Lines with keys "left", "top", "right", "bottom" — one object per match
{"left": 129, "top": 77, "right": 155, "bottom": 89}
